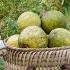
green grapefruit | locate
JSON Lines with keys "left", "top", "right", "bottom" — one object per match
{"left": 17, "top": 11, "right": 41, "bottom": 31}
{"left": 42, "top": 10, "right": 66, "bottom": 34}
{"left": 19, "top": 26, "right": 48, "bottom": 48}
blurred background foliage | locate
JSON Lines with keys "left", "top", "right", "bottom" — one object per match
{"left": 0, "top": 57, "right": 5, "bottom": 70}
{"left": 0, "top": 0, "right": 70, "bottom": 39}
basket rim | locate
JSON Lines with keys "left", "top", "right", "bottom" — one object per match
{"left": 5, "top": 44, "right": 70, "bottom": 51}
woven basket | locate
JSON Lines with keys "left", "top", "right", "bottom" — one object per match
{"left": 1, "top": 45, "right": 70, "bottom": 70}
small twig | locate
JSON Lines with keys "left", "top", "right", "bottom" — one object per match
{"left": 61, "top": 0, "right": 65, "bottom": 5}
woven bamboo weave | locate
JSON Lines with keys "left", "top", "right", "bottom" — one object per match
{"left": 3, "top": 46, "right": 70, "bottom": 70}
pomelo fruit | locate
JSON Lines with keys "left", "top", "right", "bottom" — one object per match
{"left": 49, "top": 28, "right": 70, "bottom": 47}
{"left": 18, "top": 26, "right": 48, "bottom": 48}
{"left": 17, "top": 11, "right": 41, "bottom": 31}
{"left": 42, "top": 10, "right": 66, "bottom": 34}
{"left": 7, "top": 34, "right": 19, "bottom": 48}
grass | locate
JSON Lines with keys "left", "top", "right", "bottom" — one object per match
{"left": 0, "top": 57, "right": 5, "bottom": 70}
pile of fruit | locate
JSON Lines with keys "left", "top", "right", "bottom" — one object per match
{"left": 6, "top": 10, "right": 70, "bottom": 48}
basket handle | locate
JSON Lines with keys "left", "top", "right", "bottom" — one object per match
{"left": 26, "top": 65, "right": 36, "bottom": 70}
{"left": 0, "top": 40, "right": 6, "bottom": 56}
{"left": 60, "top": 64, "right": 70, "bottom": 70}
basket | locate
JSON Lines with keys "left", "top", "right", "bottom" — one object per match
{"left": 1, "top": 45, "right": 70, "bottom": 70}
